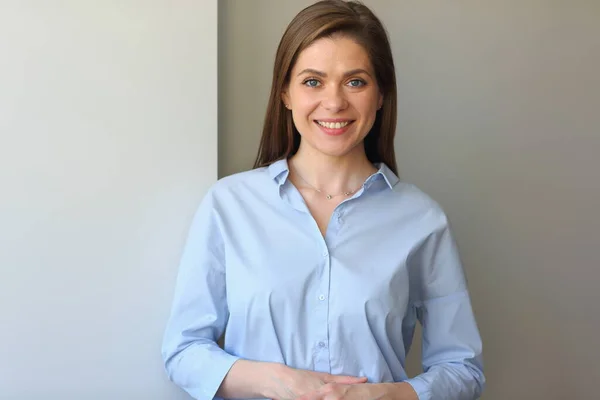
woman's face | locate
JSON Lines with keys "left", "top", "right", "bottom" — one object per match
{"left": 282, "top": 35, "right": 383, "bottom": 159}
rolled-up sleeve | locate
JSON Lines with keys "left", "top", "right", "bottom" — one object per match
{"left": 161, "top": 189, "right": 240, "bottom": 400}
{"left": 405, "top": 212, "right": 485, "bottom": 400}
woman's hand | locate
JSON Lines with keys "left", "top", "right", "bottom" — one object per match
{"left": 294, "top": 382, "right": 419, "bottom": 400}
{"left": 266, "top": 364, "right": 368, "bottom": 400}
{"left": 294, "top": 382, "right": 369, "bottom": 400}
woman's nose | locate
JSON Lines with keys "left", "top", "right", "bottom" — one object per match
{"left": 321, "top": 86, "right": 348, "bottom": 112}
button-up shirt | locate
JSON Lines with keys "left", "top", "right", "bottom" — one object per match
{"left": 161, "top": 159, "right": 485, "bottom": 400}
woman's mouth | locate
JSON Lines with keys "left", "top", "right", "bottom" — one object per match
{"left": 315, "top": 120, "right": 354, "bottom": 136}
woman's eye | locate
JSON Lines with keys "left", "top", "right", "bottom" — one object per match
{"left": 303, "top": 79, "right": 321, "bottom": 87}
{"left": 348, "top": 79, "right": 366, "bottom": 87}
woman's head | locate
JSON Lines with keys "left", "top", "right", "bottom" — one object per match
{"left": 254, "top": 0, "right": 398, "bottom": 174}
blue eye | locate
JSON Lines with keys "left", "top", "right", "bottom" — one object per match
{"left": 303, "top": 79, "right": 321, "bottom": 87}
{"left": 348, "top": 79, "right": 366, "bottom": 87}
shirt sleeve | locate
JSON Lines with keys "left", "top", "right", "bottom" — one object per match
{"left": 161, "top": 189, "right": 240, "bottom": 400}
{"left": 404, "top": 211, "right": 485, "bottom": 400}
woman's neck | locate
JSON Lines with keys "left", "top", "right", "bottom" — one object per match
{"left": 288, "top": 144, "right": 377, "bottom": 195}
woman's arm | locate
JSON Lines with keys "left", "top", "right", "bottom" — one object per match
{"left": 161, "top": 189, "right": 240, "bottom": 399}
{"left": 403, "top": 212, "right": 485, "bottom": 400}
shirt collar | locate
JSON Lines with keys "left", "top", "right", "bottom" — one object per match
{"left": 268, "top": 158, "right": 399, "bottom": 190}
{"left": 374, "top": 162, "right": 399, "bottom": 189}
{"left": 267, "top": 158, "right": 290, "bottom": 185}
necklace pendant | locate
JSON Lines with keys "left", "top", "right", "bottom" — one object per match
{"left": 326, "top": 194, "right": 332, "bottom": 200}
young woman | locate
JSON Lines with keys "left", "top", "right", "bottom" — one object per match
{"left": 162, "top": 1, "right": 485, "bottom": 399}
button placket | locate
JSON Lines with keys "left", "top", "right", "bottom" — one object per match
{"left": 313, "top": 242, "right": 331, "bottom": 372}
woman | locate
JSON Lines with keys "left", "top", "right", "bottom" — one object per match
{"left": 162, "top": 1, "right": 485, "bottom": 399}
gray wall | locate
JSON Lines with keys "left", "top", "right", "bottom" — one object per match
{"left": 0, "top": 1, "right": 217, "bottom": 398}
{"left": 219, "top": 1, "right": 600, "bottom": 399}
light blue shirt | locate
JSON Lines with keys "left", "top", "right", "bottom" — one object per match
{"left": 162, "top": 159, "right": 484, "bottom": 400}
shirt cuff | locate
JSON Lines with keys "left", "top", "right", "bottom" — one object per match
{"left": 404, "top": 376, "right": 432, "bottom": 400}
{"left": 171, "top": 344, "right": 241, "bottom": 400}
{"left": 204, "top": 352, "right": 240, "bottom": 399}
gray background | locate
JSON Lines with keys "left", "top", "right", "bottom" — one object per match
{"left": 219, "top": 1, "right": 600, "bottom": 399}
{"left": 0, "top": 1, "right": 217, "bottom": 398}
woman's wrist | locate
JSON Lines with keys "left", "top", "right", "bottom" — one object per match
{"left": 218, "top": 360, "right": 287, "bottom": 399}
{"left": 258, "top": 362, "right": 290, "bottom": 399}
{"left": 370, "top": 382, "right": 419, "bottom": 400}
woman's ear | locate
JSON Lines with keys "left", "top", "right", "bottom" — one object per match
{"left": 378, "top": 94, "right": 383, "bottom": 110}
{"left": 281, "top": 90, "right": 291, "bottom": 109}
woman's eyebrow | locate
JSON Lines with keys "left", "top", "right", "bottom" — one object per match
{"left": 296, "top": 68, "right": 373, "bottom": 78}
{"left": 296, "top": 68, "right": 327, "bottom": 77}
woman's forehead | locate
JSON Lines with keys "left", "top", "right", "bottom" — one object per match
{"left": 292, "top": 36, "right": 373, "bottom": 75}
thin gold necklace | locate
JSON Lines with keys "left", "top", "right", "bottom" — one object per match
{"left": 292, "top": 167, "right": 363, "bottom": 200}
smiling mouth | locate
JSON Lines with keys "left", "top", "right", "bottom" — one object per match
{"left": 315, "top": 120, "right": 354, "bottom": 129}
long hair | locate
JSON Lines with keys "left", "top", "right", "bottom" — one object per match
{"left": 253, "top": 0, "right": 398, "bottom": 175}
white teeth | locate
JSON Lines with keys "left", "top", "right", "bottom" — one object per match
{"left": 317, "top": 121, "right": 350, "bottom": 129}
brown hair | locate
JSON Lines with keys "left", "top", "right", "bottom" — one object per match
{"left": 253, "top": 0, "right": 398, "bottom": 174}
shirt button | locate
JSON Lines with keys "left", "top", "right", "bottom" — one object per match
{"left": 318, "top": 342, "right": 326, "bottom": 348}
{"left": 318, "top": 294, "right": 325, "bottom": 301}
{"left": 322, "top": 251, "right": 328, "bottom": 257}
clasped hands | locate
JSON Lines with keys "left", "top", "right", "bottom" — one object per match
{"left": 268, "top": 364, "right": 416, "bottom": 400}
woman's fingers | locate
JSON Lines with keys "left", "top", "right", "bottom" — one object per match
{"left": 321, "top": 373, "right": 368, "bottom": 384}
